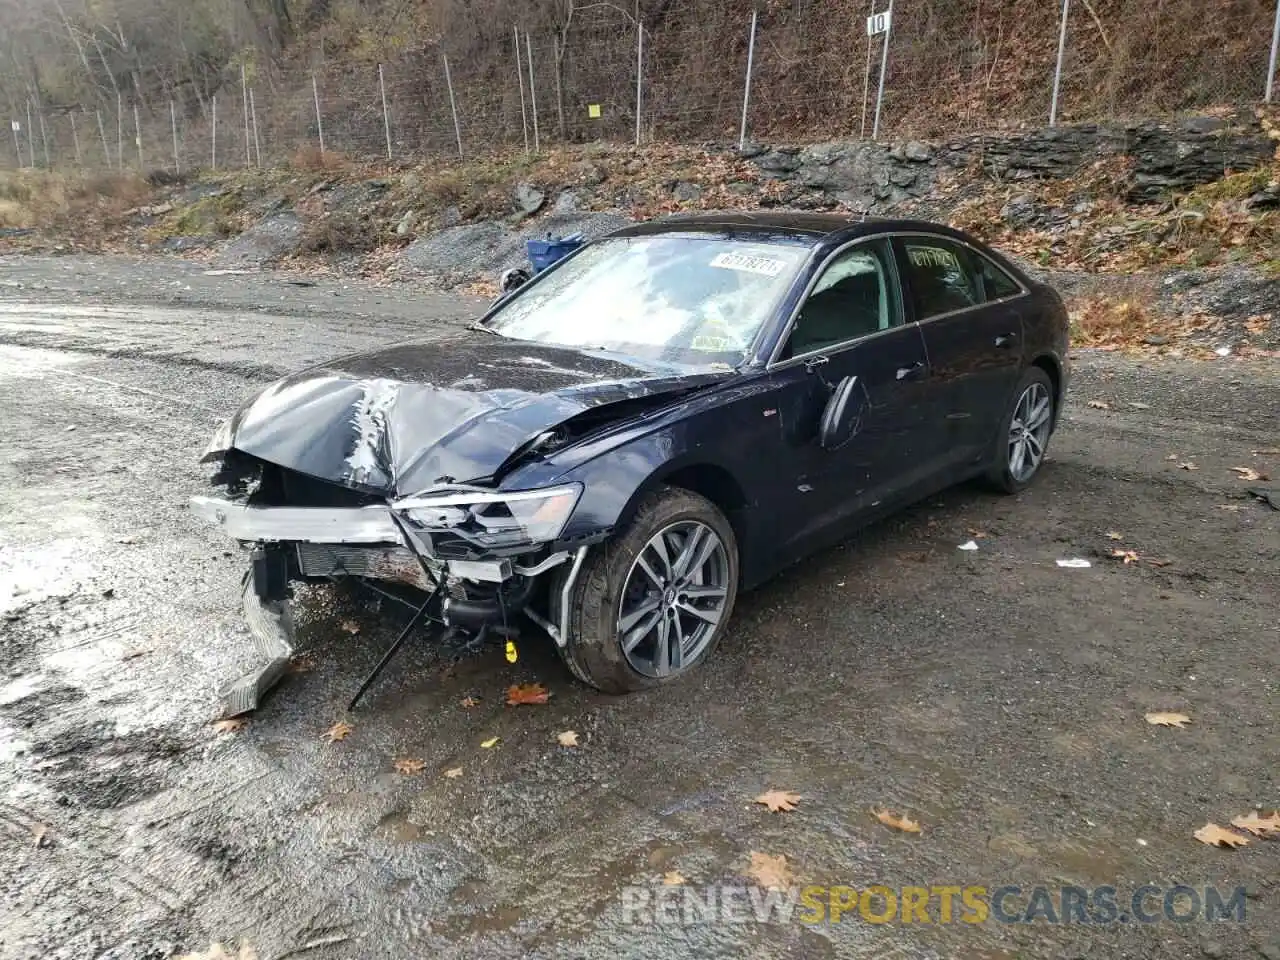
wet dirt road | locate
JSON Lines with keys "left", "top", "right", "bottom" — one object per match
{"left": 0, "top": 256, "right": 1277, "bottom": 960}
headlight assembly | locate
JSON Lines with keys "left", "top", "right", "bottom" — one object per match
{"left": 393, "top": 483, "right": 583, "bottom": 548}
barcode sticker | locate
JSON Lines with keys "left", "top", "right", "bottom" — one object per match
{"left": 709, "top": 251, "right": 788, "bottom": 277}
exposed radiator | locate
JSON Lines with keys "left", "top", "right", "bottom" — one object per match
{"left": 295, "top": 543, "right": 437, "bottom": 590}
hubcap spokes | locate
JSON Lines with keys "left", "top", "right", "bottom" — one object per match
{"left": 618, "top": 520, "right": 729, "bottom": 678}
{"left": 1008, "top": 383, "right": 1052, "bottom": 482}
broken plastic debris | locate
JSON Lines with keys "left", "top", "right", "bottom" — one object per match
{"left": 957, "top": 540, "right": 979, "bottom": 551}
{"left": 1056, "top": 558, "right": 1092, "bottom": 568}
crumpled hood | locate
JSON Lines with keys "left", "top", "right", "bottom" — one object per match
{"left": 214, "top": 330, "right": 731, "bottom": 496}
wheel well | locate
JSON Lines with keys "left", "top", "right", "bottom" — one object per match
{"left": 1032, "top": 355, "right": 1063, "bottom": 419}
{"left": 654, "top": 463, "right": 749, "bottom": 546}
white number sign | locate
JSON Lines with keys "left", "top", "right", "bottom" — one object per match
{"left": 10, "top": 121, "right": 19, "bottom": 132}
{"left": 866, "top": 9, "right": 892, "bottom": 36}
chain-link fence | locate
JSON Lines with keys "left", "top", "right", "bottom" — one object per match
{"left": 5, "top": 0, "right": 1280, "bottom": 174}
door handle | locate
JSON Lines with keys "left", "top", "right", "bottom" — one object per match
{"left": 896, "top": 361, "right": 926, "bottom": 381}
{"left": 994, "top": 332, "right": 1019, "bottom": 349}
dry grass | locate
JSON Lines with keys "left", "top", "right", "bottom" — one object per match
{"left": 0, "top": 170, "right": 153, "bottom": 231}
{"left": 288, "top": 145, "right": 354, "bottom": 173}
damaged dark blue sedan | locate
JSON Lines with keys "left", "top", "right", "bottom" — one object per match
{"left": 194, "top": 213, "right": 1069, "bottom": 714}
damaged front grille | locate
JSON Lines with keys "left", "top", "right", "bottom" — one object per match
{"left": 295, "top": 543, "right": 436, "bottom": 590}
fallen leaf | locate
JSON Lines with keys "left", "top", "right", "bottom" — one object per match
{"left": 754, "top": 789, "right": 802, "bottom": 813}
{"left": 1194, "top": 823, "right": 1250, "bottom": 849}
{"left": 323, "top": 721, "right": 353, "bottom": 742}
{"left": 1178, "top": 462, "right": 1198, "bottom": 471}
{"left": 212, "top": 718, "right": 248, "bottom": 734}
{"left": 966, "top": 528, "right": 988, "bottom": 539}
{"left": 394, "top": 758, "right": 426, "bottom": 775}
{"left": 340, "top": 619, "right": 361, "bottom": 635}
{"left": 662, "top": 870, "right": 687, "bottom": 885}
{"left": 1087, "top": 400, "right": 1111, "bottom": 410}
{"left": 120, "top": 646, "right": 152, "bottom": 661}
{"left": 874, "top": 809, "right": 923, "bottom": 834}
{"left": 460, "top": 696, "right": 480, "bottom": 708}
{"left": 443, "top": 766, "right": 463, "bottom": 778}
{"left": 1229, "top": 811, "right": 1280, "bottom": 838}
{"left": 32, "top": 824, "right": 49, "bottom": 848}
{"left": 1145, "top": 557, "right": 1174, "bottom": 567}
{"left": 1111, "top": 548, "right": 1141, "bottom": 564}
{"left": 1106, "top": 531, "right": 1123, "bottom": 541}
{"left": 557, "top": 730, "right": 580, "bottom": 747}
{"left": 480, "top": 736, "right": 500, "bottom": 749}
{"left": 1231, "top": 466, "right": 1267, "bottom": 482}
{"left": 506, "top": 683, "right": 550, "bottom": 706}
{"left": 290, "top": 652, "right": 317, "bottom": 673}
{"left": 1216, "top": 504, "right": 1246, "bottom": 512}
{"left": 746, "top": 852, "right": 793, "bottom": 890}
{"left": 1165, "top": 454, "right": 1178, "bottom": 461}
{"left": 1144, "top": 712, "right": 1191, "bottom": 728}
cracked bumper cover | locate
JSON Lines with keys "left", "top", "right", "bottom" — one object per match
{"left": 220, "top": 576, "right": 295, "bottom": 718}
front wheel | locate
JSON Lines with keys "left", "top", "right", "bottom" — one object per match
{"left": 555, "top": 487, "right": 739, "bottom": 693}
{"left": 987, "top": 367, "right": 1056, "bottom": 494}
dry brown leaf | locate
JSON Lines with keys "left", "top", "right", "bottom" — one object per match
{"left": 1229, "top": 811, "right": 1280, "bottom": 837}
{"left": 289, "top": 652, "right": 317, "bottom": 673}
{"left": 746, "top": 852, "right": 793, "bottom": 890}
{"left": 1231, "top": 466, "right": 1267, "bottom": 481}
{"left": 1144, "top": 711, "right": 1191, "bottom": 728}
{"left": 1145, "top": 557, "right": 1174, "bottom": 567}
{"left": 506, "top": 683, "right": 550, "bottom": 706}
{"left": 966, "top": 528, "right": 988, "bottom": 539}
{"left": 323, "top": 721, "right": 353, "bottom": 742}
{"left": 662, "top": 870, "right": 687, "bottom": 885}
{"left": 32, "top": 823, "right": 49, "bottom": 848}
{"left": 480, "top": 736, "right": 500, "bottom": 749}
{"left": 557, "top": 730, "right": 580, "bottom": 747}
{"left": 754, "top": 789, "right": 802, "bottom": 813}
{"left": 394, "top": 758, "right": 426, "bottom": 775}
{"left": 1194, "top": 823, "right": 1250, "bottom": 849}
{"left": 460, "top": 696, "right": 480, "bottom": 708}
{"left": 1087, "top": 399, "right": 1111, "bottom": 410}
{"left": 443, "top": 766, "right": 463, "bottom": 778}
{"left": 1106, "top": 531, "right": 1123, "bottom": 541}
{"left": 212, "top": 718, "right": 248, "bottom": 734}
{"left": 874, "top": 809, "right": 923, "bottom": 834}
{"left": 340, "top": 619, "right": 361, "bottom": 635}
{"left": 1111, "top": 548, "right": 1141, "bottom": 564}
{"left": 1179, "top": 462, "right": 1198, "bottom": 471}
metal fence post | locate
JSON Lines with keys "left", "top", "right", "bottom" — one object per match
{"left": 443, "top": 53, "right": 464, "bottom": 158}
{"left": 241, "top": 63, "right": 251, "bottom": 166}
{"left": 116, "top": 92, "right": 123, "bottom": 169}
{"left": 871, "top": 4, "right": 893, "bottom": 140}
{"left": 1267, "top": 0, "right": 1280, "bottom": 102}
{"left": 635, "top": 22, "right": 644, "bottom": 145}
{"left": 1050, "top": 0, "right": 1071, "bottom": 124}
{"left": 861, "top": 0, "right": 875, "bottom": 137}
{"left": 37, "top": 108, "right": 51, "bottom": 168}
{"left": 525, "top": 31, "right": 540, "bottom": 153}
{"left": 514, "top": 26, "right": 530, "bottom": 152}
{"left": 378, "top": 64, "right": 393, "bottom": 159}
{"left": 170, "top": 99, "right": 180, "bottom": 173}
{"left": 552, "top": 36, "right": 566, "bottom": 140}
{"left": 70, "top": 111, "right": 82, "bottom": 165}
{"left": 96, "top": 109, "right": 110, "bottom": 168}
{"left": 25, "top": 101, "right": 35, "bottom": 167}
{"left": 312, "top": 74, "right": 325, "bottom": 155}
{"left": 739, "top": 9, "right": 758, "bottom": 150}
{"left": 250, "top": 89, "right": 262, "bottom": 166}
{"left": 211, "top": 94, "right": 217, "bottom": 169}
{"left": 133, "top": 102, "right": 143, "bottom": 168}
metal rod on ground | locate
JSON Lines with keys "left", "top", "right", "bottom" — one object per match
{"left": 170, "top": 99, "right": 180, "bottom": 173}
{"left": 37, "top": 108, "right": 50, "bottom": 168}
{"left": 1267, "top": 0, "right": 1280, "bottom": 103}
{"left": 312, "top": 74, "right": 325, "bottom": 155}
{"left": 240, "top": 63, "right": 251, "bottom": 166}
{"left": 738, "top": 8, "right": 758, "bottom": 151}
{"left": 525, "top": 30, "right": 540, "bottom": 153}
{"left": 96, "top": 109, "right": 110, "bottom": 167}
{"left": 861, "top": 0, "right": 874, "bottom": 137}
{"left": 70, "top": 111, "right": 81, "bottom": 165}
{"left": 116, "top": 92, "right": 123, "bottom": 169}
{"left": 635, "top": 20, "right": 643, "bottom": 146}
{"left": 378, "top": 64, "right": 392, "bottom": 160}
{"left": 871, "top": 3, "right": 893, "bottom": 140}
{"left": 514, "top": 26, "right": 530, "bottom": 153}
{"left": 1050, "top": 0, "right": 1071, "bottom": 124}
{"left": 443, "top": 53, "right": 463, "bottom": 158}
{"left": 133, "top": 101, "right": 143, "bottom": 168}
{"left": 211, "top": 95, "right": 217, "bottom": 169}
{"left": 249, "top": 89, "right": 261, "bottom": 166}
{"left": 25, "top": 100, "right": 35, "bottom": 167}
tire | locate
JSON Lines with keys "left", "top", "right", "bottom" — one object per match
{"left": 554, "top": 486, "right": 739, "bottom": 693}
{"left": 986, "top": 366, "right": 1056, "bottom": 494}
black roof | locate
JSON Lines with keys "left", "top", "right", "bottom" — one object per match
{"left": 608, "top": 211, "right": 974, "bottom": 247}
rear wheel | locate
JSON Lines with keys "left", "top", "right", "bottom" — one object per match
{"left": 555, "top": 487, "right": 738, "bottom": 693}
{"left": 987, "top": 367, "right": 1055, "bottom": 493}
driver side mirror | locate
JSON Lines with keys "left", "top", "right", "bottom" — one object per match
{"left": 818, "top": 375, "right": 865, "bottom": 451}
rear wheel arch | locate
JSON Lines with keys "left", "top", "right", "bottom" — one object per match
{"left": 1030, "top": 354, "right": 1063, "bottom": 425}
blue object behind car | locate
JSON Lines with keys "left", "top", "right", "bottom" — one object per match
{"left": 526, "top": 233, "right": 586, "bottom": 273}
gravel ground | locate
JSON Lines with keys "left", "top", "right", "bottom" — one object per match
{"left": 0, "top": 254, "right": 1277, "bottom": 960}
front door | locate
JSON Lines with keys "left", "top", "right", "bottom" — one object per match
{"left": 767, "top": 238, "right": 935, "bottom": 555}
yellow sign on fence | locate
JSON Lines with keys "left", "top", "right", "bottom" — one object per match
{"left": 588, "top": 104, "right": 602, "bottom": 119}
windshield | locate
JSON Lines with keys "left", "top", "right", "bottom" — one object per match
{"left": 482, "top": 235, "right": 809, "bottom": 366}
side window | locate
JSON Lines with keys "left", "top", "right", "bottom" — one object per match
{"left": 900, "top": 238, "right": 981, "bottom": 319}
{"left": 973, "top": 252, "right": 1022, "bottom": 301}
{"left": 783, "top": 240, "right": 900, "bottom": 359}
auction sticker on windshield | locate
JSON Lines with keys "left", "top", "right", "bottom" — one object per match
{"left": 710, "top": 251, "right": 790, "bottom": 277}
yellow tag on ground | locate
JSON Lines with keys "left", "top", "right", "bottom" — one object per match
{"left": 505, "top": 640, "right": 518, "bottom": 663}
{"left": 588, "top": 104, "right": 602, "bottom": 119}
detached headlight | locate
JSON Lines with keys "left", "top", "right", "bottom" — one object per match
{"left": 201, "top": 416, "right": 235, "bottom": 461}
{"left": 393, "top": 483, "right": 583, "bottom": 547}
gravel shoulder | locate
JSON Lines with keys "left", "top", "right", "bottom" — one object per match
{"left": 0, "top": 255, "right": 1276, "bottom": 960}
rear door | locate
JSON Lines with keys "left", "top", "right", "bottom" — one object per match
{"left": 895, "top": 235, "right": 1028, "bottom": 468}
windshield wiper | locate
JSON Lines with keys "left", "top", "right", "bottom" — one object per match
{"left": 467, "top": 321, "right": 504, "bottom": 336}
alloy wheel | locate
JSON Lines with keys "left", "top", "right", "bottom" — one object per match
{"left": 1008, "top": 382, "right": 1052, "bottom": 483}
{"left": 616, "top": 520, "right": 729, "bottom": 678}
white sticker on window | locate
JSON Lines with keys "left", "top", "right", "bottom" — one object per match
{"left": 709, "top": 251, "right": 788, "bottom": 277}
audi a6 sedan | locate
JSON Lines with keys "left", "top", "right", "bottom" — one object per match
{"left": 194, "top": 213, "right": 1069, "bottom": 713}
